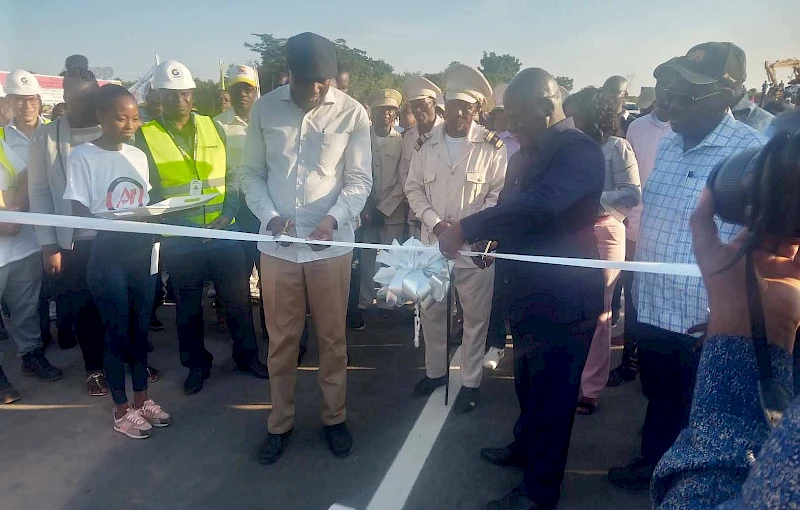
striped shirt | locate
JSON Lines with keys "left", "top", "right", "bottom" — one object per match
{"left": 634, "top": 114, "right": 767, "bottom": 334}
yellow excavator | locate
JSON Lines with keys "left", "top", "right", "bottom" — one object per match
{"left": 763, "top": 59, "right": 800, "bottom": 102}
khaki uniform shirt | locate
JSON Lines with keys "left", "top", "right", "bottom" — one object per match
{"left": 404, "top": 122, "right": 507, "bottom": 268}
{"left": 370, "top": 128, "right": 405, "bottom": 225}
{"left": 399, "top": 116, "right": 444, "bottom": 225}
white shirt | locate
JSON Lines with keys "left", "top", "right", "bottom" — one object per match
{"left": 0, "top": 139, "right": 42, "bottom": 268}
{"left": 240, "top": 85, "right": 372, "bottom": 263}
{"left": 625, "top": 112, "right": 672, "bottom": 242}
{"left": 444, "top": 133, "right": 468, "bottom": 167}
{"left": 64, "top": 143, "right": 151, "bottom": 214}
{"left": 1, "top": 116, "right": 48, "bottom": 166}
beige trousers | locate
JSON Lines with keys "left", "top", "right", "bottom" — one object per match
{"left": 260, "top": 252, "right": 352, "bottom": 434}
{"left": 359, "top": 222, "right": 406, "bottom": 309}
{"left": 421, "top": 265, "right": 494, "bottom": 388}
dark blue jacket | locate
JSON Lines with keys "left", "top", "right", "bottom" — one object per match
{"left": 460, "top": 118, "right": 605, "bottom": 325}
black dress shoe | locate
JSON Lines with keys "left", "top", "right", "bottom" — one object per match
{"left": 323, "top": 422, "right": 353, "bottom": 457}
{"left": 480, "top": 444, "right": 525, "bottom": 468}
{"left": 413, "top": 376, "right": 448, "bottom": 396}
{"left": 347, "top": 309, "right": 366, "bottom": 331}
{"left": 606, "top": 364, "right": 638, "bottom": 387}
{"left": 486, "top": 485, "right": 554, "bottom": 510}
{"left": 21, "top": 350, "right": 63, "bottom": 382}
{"left": 454, "top": 386, "right": 479, "bottom": 413}
{"left": 237, "top": 358, "right": 270, "bottom": 379}
{"left": 607, "top": 457, "right": 655, "bottom": 491}
{"left": 184, "top": 366, "right": 211, "bottom": 395}
{"left": 258, "top": 429, "right": 292, "bottom": 465}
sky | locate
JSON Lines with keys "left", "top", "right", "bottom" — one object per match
{"left": 2, "top": 0, "right": 799, "bottom": 94}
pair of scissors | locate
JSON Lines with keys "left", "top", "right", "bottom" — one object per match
{"left": 274, "top": 219, "right": 291, "bottom": 250}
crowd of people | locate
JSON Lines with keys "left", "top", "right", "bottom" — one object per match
{"left": 1, "top": 33, "right": 799, "bottom": 509}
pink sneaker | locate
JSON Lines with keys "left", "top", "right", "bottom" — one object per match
{"left": 138, "top": 399, "right": 171, "bottom": 427}
{"left": 114, "top": 407, "right": 152, "bottom": 439}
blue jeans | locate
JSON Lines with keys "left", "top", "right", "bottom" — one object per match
{"left": 86, "top": 232, "right": 156, "bottom": 405}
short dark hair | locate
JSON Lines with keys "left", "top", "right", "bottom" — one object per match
{"left": 95, "top": 84, "right": 134, "bottom": 113}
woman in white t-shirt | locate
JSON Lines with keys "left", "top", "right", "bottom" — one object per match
{"left": 64, "top": 84, "right": 170, "bottom": 439}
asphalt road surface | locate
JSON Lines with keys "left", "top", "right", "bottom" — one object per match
{"left": 1, "top": 298, "right": 649, "bottom": 510}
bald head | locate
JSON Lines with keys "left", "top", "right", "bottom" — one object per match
{"left": 504, "top": 68, "right": 566, "bottom": 149}
{"left": 603, "top": 75, "right": 628, "bottom": 95}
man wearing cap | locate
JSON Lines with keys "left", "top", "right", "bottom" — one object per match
{"left": 136, "top": 60, "right": 268, "bottom": 395}
{"left": 607, "top": 45, "right": 767, "bottom": 491}
{"left": 400, "top": 76, "right": 444, "bottom": 241}
{"left": 691, "top": 42, "right": 774, "bottom": 132}
{"left": 405, "top": 64, "right": 507, "bottom": 413}
{"left": 240, "top": 32, "right": 371, "bottom": 464}
{"left": 28, "top": 68, "right": 106, "bottom": 395}
{"left": 488, "top": 84, "right": 520, "bottom": 159}
{"left": 358, "top": 88, "right": 405, "bottom": 312}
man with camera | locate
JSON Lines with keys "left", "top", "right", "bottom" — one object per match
{"left": 608, "top": 43, "right": 769, "bottom": 490}
{"left": 653, "top": 134, "right": 800, "bottom": 507}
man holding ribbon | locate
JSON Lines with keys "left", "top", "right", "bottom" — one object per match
{"left": 404, "top": 63, "right": 507, "bottom": 414}
{"left": 240, "top": 32, "right": 372, "bottom": 464}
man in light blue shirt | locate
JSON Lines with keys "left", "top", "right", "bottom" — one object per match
{"left": 608, "top": 43, "right": 767, "bottom": 491}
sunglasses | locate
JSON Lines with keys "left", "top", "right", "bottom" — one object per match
{"left": 662, "top": 89, "right": 724, "bottom": 108}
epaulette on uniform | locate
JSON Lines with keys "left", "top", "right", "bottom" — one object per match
{"left": 484, "top": 131, "right": 504, "bottom": 150}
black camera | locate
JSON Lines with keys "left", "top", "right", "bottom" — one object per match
{"left": 708, "top": 132, "right": 800, "bottom": 238}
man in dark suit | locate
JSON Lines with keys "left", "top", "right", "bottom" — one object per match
{"left": 438, "top": 68, "right": 605, "bottom": 510}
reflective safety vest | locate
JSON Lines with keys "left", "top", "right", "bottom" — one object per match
{"left": 0, "top": 142, "right": 17, "bottom": 183}
{"left": 140, "top": 114, "right": 227, "bottom": 226}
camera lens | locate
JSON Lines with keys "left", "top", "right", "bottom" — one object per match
{"left": 707, "top": 146, "right": 761, "bottom": 226}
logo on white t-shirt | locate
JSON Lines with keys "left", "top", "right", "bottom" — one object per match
{"left": 106, "top": 176, "right": 145, "bottom": 210}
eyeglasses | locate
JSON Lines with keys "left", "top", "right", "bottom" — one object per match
{"left": 11, "top": 96, "right": 41, "bottom": 107}
{"left": 662, "top": 89, "right": 724, "bottom": 108}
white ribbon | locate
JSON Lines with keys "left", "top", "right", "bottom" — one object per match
{"left": 0, "top": 211, "right": 701, "bottom": 277}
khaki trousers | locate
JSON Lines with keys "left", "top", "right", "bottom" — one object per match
{"left": 359, "top": 222, "right": 407, "bottom": 309}
{"left": 260, "top": 252, "right": 352, "bottom": 434}
{"left": 421, "top": 265, "right": 494, "bottom": 388}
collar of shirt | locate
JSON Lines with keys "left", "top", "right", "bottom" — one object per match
{"left": 5, "top": 116, "right": 46, "bottom": 142}
{"left": 158, "top": 114, "right": 196, "bottom": 154}
{"left": 647, "top": 111, "right": 670, "bottom": 129}
{"left": 664, "top": 112, "right": 742, "bottom": 154}
{"left": 214, "top": 108, "right": 248, "bottom": 128}
{"left": 534, "top": 116, "right": 575, "bottom": 151}
{"left": 428, "top": 121, "right": 487, "bottom": 145}
{"left": 278, "top": 83, "right": 337, "bottom": 109}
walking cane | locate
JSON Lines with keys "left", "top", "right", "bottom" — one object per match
{"left": 445, "top": 265, "right": 452, "bottom": 406}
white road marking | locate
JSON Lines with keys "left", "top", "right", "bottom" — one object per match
{"left": 363, "top": 346, "right": 463, "bottom": 510}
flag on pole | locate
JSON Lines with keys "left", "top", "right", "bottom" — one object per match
{"left": 219, "top": 59, "right": 225, "bottom": 90}
{"left": 129, "top": 53, "right": 161, "bottom": 104}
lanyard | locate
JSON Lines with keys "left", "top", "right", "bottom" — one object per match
{"left": 158, "top": 114, "right": 200, "bottom": 180}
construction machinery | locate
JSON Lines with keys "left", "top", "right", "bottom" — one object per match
{"left": 763, "top": 59, "right": 800, "bottom": 103}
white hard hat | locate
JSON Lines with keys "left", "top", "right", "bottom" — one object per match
{"left": 4, "top": 69, "right": 42, "bottom": 96}
{"left": 153, "top": 60, "right": 196, "bottom": 90}
{"left": 226, "top": 64, "right": 257, "bottom": 88}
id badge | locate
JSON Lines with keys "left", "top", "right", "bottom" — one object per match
{"left": 150, "top": 242, "right": 161, "bottom": 276}
{"left": 189, "top": 180, "right": 203, "bottom": 197}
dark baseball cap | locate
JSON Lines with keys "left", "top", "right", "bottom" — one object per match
{"left": 286, "top": 32, "right": 338, "bottom": 80}
{"left": 661, "top": 42, "right": 746, "bottom": 87}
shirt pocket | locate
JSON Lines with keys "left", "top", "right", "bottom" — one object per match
{"left": 310, "top": 131, "right": 349, "bottom": 176}
{"left": 466, "top": 169, "right": 488, "bottom": 203}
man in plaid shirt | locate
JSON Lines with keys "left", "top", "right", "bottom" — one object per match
{"left": 608, "top": 43, "right": 767, "bottom": 491}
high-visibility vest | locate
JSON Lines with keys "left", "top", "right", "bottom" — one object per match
{"left": 140, "top": 114, "right": 227, "bottom": 226}
{"left": 0, "top": 142, "right": 17, "bottom": 183}
{"left": 0, "top": 117, "right": 50, "bottom": 141}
